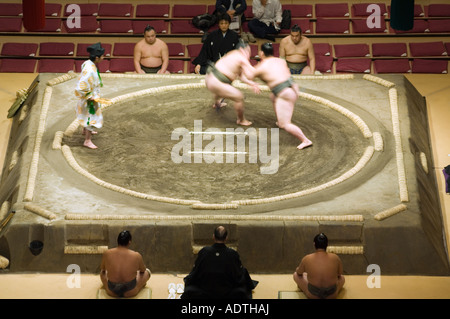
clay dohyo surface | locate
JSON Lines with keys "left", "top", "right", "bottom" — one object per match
{"left": 0, "top": 73, "right": 448, "bottom": 274}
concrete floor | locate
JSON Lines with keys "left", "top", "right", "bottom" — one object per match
{"left": 0, "top": 73, "right": 449, "bottom": 299}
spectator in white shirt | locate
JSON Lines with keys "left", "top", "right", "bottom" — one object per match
{"left": 248, "top": 0, "right": 282, "bottom": 41}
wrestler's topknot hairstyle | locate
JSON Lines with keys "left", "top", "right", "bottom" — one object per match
{"left": 214, "top": 226, "right": 228, "bottom": 241}
{"left": 291, "top": 24, "right": 302, "bottom": 33}
{"left": 144, "top": 25, "right": 155, "bottom": 33}
{"left": 314, "top": 233, "right": 328, "bottom": 250}
{"left": 118, "top": 230, "right": 132, "bottom": 246}
{"left": 261, "top": 42, "right": 274, "bottom": 57}
{"left": 236, "top": 38, "right": 249, "bottom": 50}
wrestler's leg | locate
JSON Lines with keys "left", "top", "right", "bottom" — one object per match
{"left": 293, "top": 272, "right": 317, "bottom": 299}
{"left": 123, "top": 269, "right": 151, "bottom": 298}
{"left": 275, "top": 90, "right": 312, "bottom": 149}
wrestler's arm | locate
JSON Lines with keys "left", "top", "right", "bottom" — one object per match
{"left": 295, "top": 256, "right": 307, "bottom": 275}
{"left": 136, "top": 252, "right": 147, "bottom": 273}
{"left": 307, "top": 40, "right": 316, "bottom": 74}
{"left": 279, "top": 39, "right": 286, "bottom": 59}
{"left": 133, "top": 44, "right": 144, "bottom": 74}
{"left": 158, "top": 42, "right": 170, "bottom": 74}
{"left": 240, "top": 60, "right": 261, "bottom": 94}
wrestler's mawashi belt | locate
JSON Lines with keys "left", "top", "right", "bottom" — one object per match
{"left": 287, "top": 61, "right": 307, "bottom": 74}
{"left": 140, "top": 64, "right": 162, "bottom": 74}
{"left": 271, "top": 77, "right": 295, "bottom": 96}
{"left": 206, "top": 62, "right": 233, "bottom": 84}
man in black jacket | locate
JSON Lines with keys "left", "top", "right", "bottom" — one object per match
{"left": 215, "top": 0, "right": 247, "bottom": 19}
{"left": 193, "top": 13, "right": 240, "bottom": 75}
{"left": 181, "top": 226, "right": 257, "bottom": 299}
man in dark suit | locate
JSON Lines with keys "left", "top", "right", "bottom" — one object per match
{"left": 192, "top": 13, "right": 240, "bottom": 74}
{"left": 181, "top": 226, "right": 258, "bottom": 299}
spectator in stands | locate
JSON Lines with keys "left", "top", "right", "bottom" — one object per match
{"left": 181, "top": 226, "right": 258, "bottom": 299}
{"left": 248, "top": 0, "right": 282, "bottom": 41}
{"left": 193, "top": 13, "right": 240, "bottom": 75}
{"left": 215, "top": 0, "right": 247, "bottom": 19}
{"left": 250, "top": 43, "right": 312, "bottom": 150}
{"left": 74, "top": 42, "right": 105, "bottom": 149}
{"left": 279, "top": 24, "right": 315, "bottom": 74}
{"left": 293, "top": 233, "right": 345, "bottom": 299}
{"left": 100, "top": 230, "right": 151, "bottom": 298}
{"left": 204, "top": 40, "right": 260, "bottom": 126}
{"left": 134, "top": 25, "right": 170, "bottom": 74}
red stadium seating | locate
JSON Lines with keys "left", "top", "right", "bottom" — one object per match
{"left": 315, "top": 56, "right": 333, "bottom": 73}
{"left": 315, "top": 18, "right": 349, "bottom": 34}
{"left": 38, "top": 59, "right": 75, "bottom": 73}
{"left": 0, "top": 3, "right": 23, "bottom": 16}
{"left": 352, "top": 3, "right": 387, "bottom": 17}
{"left": 409, "top": 42, "right": 447, "bottom": 57}
{"left": 39, "top": 42, "right": 75, "bottom": 56}
{"left": 372, "top": 43, "right": 407, "bottom": 57}
{"left": 98, "top": 3, "right": 133, "bottom": 17}
{"left": 0, "top": 58, "right": 36, "bottom": 72}
{"left": 279, "top": 19, "right": 312, "bottom": 34}
{"left": 313, "top": 43, "right": 332, "bottom": 56}
{"left": 109, "top": 58, "right": 134, "bottom": 72}
{"left": 373, "top": 59, "right": 411, "bottom": 73}
{"left": 412, "top": 59, "right": 448, "bottom": 74}
{"left": 171, "top": 5, "right": 206, "bottom": 18}
{"left": 387, "top": 5, "right": 424, "bottom": 17}
{"left": 390, "top": 20, "right": 429, "bottom": 33}
{"left": 112, "top": 43, "right": 136, "bottom": 56}
{"left": 335, "top": 58, "right": 371, "bottom": 73}
{"left": 0, "top": 18, "right": 22, "bottom": 32}
{"left": 167, "top": 60, "right": 185, "bottom": 73}
{"left": 334, "top": 44, "right": 370, "bottom": 58}
{"left": 426, "top": 4, "right": 450, "bottom": 17}
{"left": 98, "top": 20, "right": 133, "bottom": 33}
{"left": 315, "top": 3, "right": 349, "bottom": 17}
{"left": 135, "top": 4, "right": 170, "bottom": 18}
{"left": 170, "top": 20, "right": 201, "bottom": 34}
{"left": 75, "top": 59, "right": 110, "bottom": 73}
{"left": 428, "top": 20, "right": 450, "bottom": 33}
{"left": 1, "top": 43, "right": 38, "bottom": 57}
{"left": 351, "top": 19, "right": 387, "bottom": 33}
{"left": 63, "top": 16, "right": 99, "bottom": 33}
{"left": 63, "top": 3, "right": 99, "bottom": 16}
{"left": 187, "top": 44, "right": 203, "bottom": 58}
{"left": 45, "top": 3, "right": 62, "bottom": 17}
{"left": 282, "top": 5, "right": 313, "bottom": 17}
{"left": 25, "top": 19, "right": 62, "bottom": 32}
{"left": 167, "top": 43, "right": 185, "bottom": 56}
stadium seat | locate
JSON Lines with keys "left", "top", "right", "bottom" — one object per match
{"left": 244, "top": 6, "right": 253, "bottom": 19}
{"left": 428, "top": 20, "right": 450, "bottom": 33}
{"left": 313, "top": 43, "right": 332, "bottom": 56}
{"left": 167, "top": 43, "right": 185, "bottom": 57}
{"left": 387, "top": 5, "right": 424, "bottom": 17}
{"left": 335, "top": 58, "right": 371, "bottom": 73}
{"left": 170, "top": 20, "right": 201, "bottom": 34}
{"left": 426, "top": 4, "right": 450, "bottom": 17}
{"left": 315, "top": 56, "right": 333, "bottom": 73}
{"left": 282, "top": 5, "right": 313, "bottom": 17}
{"left": 167, "top": 60, "right": 185, "bottom": 73}
{"left": 0, "top": 3, "right": 23, "bottom": 16}
{"left": 412, "top": 59, "right": 448, "bottom": 73}
{"left": 315, "top": 18, "right": 349, "bottom": 34}
{"left": 135, "top": 4, "right": 170, "bottom": 18}
{"left": 0, "top": 58, "right": 36, "bottom": 72}
{"left": 0, "top": 18, "right": 22, "bottom": 32}
{"left": 390, "top": 20, "right": 429, "bottom": 33}
{"left": 132, "top": 20, "right": 168, "bottom": 34}
{"left": 98, "top": 20, "right": 133, "bottom": 33}
{"left": 351, "top": 19, "right": 387, "bottom": 33}
{"left": 372, "top": 43, "right": 407, "bottom": 57}
{"left": 63, "top": 3, "right": 99, "bottom": 16}
{"left": 409, "top": 42, "right": 447, "bottom": 57}
{"left": 315, "top": 3, "right": 349, "bottom": 17}
{"left": 1, "top": 43, "right": 38, "bottom": 57}
{"left": 64, "top": 16, "right": 99, "bottom": 33}
{"left": 352, "top": 3, "right": 387, "bottom": 17}
{"left": 112, "top": 43, "right": 136, "bottom": 56}
{"left": 333, "top": 44, "right": 370, "bottom": 58}
{"left": 39, "top": 42, "right": 75, "bottom": 56}
{"left": 76, "top": 43, "right": 112, "bottom": 57}
{"left": 25, "top": 18, "right": 62, "bottom": 32}
{"left": 171, "top": 5, "right": 207, "bottom": 18}
{"left": 45, "top": 3, "right": 62, "bottom": 17}
{"left": 98, "top": 3, "right": 133, "bottom": 17}
{"left": 109, "top": 58, "right": 134, "bottom": 72}
{"left": 38, "top": 59, "right": 75, "bottom": 73}
{"left": 373, "top": 59, "right": 411, "bottom": 73}
{"left": 187, "top": 44, "right": 203, "bottom": 58}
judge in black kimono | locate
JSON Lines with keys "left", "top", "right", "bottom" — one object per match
{"left": 193, "top": 13, "right": 240, "bottom": 75}
{"left": 181, "top": 226, "right": 258, "bottom": 299}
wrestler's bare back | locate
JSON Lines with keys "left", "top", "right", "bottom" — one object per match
{"left": 214, "top": 49, "right": 254, "bottom": 82}
{"left": 134, "top": 38, "right": 167, "bottom": 68}
{"left": 101, "top": 247, "right": 145, "bottom": 283}
{"left": 280, "top": 35, "right": 312, "bottom": 63}
{"left": 297, "top": 252, "right": 343, "bottom": 288}
{"left": 254, "top": 57, "right": 296, "bottom": 91}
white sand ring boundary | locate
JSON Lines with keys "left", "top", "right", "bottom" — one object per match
{"left": 363, "top": 75, "right": 409, "bottom": 203}
{"left": 53, "top": 80, "right": 379, "bottom": 209}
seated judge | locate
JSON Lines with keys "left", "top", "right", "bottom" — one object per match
{"left": 181, "top": 226, "right": 258, "bottom": 299}
{"left": 193, "top": 13, "right": 240, "bottom": 75}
